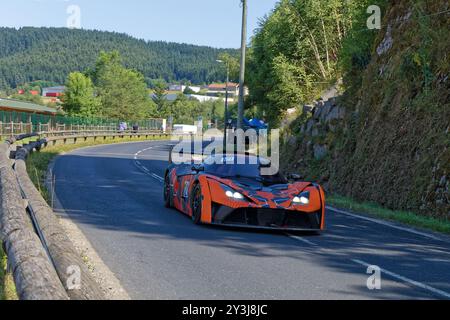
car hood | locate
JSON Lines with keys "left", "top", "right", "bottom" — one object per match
{"left": 206, "top": 175, "right": 313, "bottom": 207}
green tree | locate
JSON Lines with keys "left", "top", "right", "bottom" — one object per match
{"left": 62, "top": 72, "right": 101, "bottom": 117}
{"left": 95, "top": 51, "right": 156, "bottom": 120}
{"left": 217, "top": 52, "right": 240, "bottom": 81}
{"left": 0, "top": 27, "right": 236, "bottom": 88}
{"left": 247, "top": 0, "right": 360, "bottom": 123}
{"left": 151, "top": 79, "right": 168, "bottom": 117}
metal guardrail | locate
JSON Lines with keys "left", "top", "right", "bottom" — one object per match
{"left": 0, "top": 130, "right": 184, "bottom": 300}
{"left": 0, "top": 122, "right": 167, "bottom": 140}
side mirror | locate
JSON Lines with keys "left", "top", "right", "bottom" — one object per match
{"left": 288, "top": 173, "right": 303, "bottom": 181}
{"left": 192, "top": 164, "right": 205, "bottom": 172}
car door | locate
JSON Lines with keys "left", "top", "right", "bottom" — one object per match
{"left": 174, "top": 168, "right": 196, "bottom": 215}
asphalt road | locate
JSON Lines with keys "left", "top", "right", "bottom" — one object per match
{"left": 52, "top": 141, "right": 450, "bottom": 299}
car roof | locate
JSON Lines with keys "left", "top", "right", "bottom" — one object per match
{"left": 203, "top": 153, "right": 270, "bottom": 165}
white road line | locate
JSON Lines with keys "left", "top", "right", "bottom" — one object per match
{"left": 151, "top": 173, "right": 164, "bottom": 182}
{"left": 287, "top": 234, "right": 318, "bottom": 246}
{"left": 351, "top": 259, "right": 450, "bottom": 299}
{"left": 133, "top": 146, "right": 165, "bottom": 183}
{"left": 76, "top": 152, "right": 140, "bottom": 157}
{"left": 327, "top": 206, "right": 443, "bottom": 242}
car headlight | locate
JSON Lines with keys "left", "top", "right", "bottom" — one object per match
{"left": 225, "top": 190, "right": 244, "bottom": 200}
{"left": 293, "top": 191, "right": 310, "bottom": 205}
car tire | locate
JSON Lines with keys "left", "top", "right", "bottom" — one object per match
{"left": 164, "top": 174, "right": 172, "bottom": 208}
{"left": 191, "top": 184, "right": 202, "bottom": 225}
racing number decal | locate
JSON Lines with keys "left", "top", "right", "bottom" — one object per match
{"left": 182, "top": 181, "right": 190, "bottom": 199}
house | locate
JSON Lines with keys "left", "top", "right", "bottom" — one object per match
{"left": 150, "top": 93, "right": 226, "bottom": 103}
{"left": 168, "top": 84, "right": 185, "bottom": 92}
{"left": 17, "top": 89, "right": 39, "bottom": 95}
{"left": 0, "top": 98, "right": 57, "bottom": 115}
{"left": 206, "top": 83, "right": 248, "bottom": 98}
{"left": 168, "top": 84, "right": 201, "bottom": 93}
{"left": 42, "top": 86, "right": 65, "bottom": 97}
{"left": 188, "top": 94, "right": 225, "bottom": 103}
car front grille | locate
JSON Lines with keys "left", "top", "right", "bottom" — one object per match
{"left": 218, "top": 207, "right": 322, "bottom": 229}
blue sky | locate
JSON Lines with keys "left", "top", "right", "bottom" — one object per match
{"left": 0, "top": 0, "right": 279, "bottom": 48}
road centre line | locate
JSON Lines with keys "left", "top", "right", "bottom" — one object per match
{"left": 133, "top": 146, "right": 165, "bottom": 183}
{"left": 288, "top": 231, "right": 450, "bottom": 299}
{"left": 132, "top": 143, "right": 450, "bottom": 298}
{"left": 326, "top": 206, "right": 444, "bottom": 242}
{"left": 286, "top": 234, "right": 318, "bottom": 246}
{"left": 352, "top": 259, "right": 450, "bottom": 299}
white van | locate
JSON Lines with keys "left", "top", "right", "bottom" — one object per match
{"left": 173, "top": 124, "right": 198, "bottom": 135}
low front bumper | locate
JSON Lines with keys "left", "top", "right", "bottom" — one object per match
{"left": 212, "top": 204, "right": 324, "bottom": 231}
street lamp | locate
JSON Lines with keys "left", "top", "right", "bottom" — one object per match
{"left": 217, "top": 59, "right": 230, "bottom": 149}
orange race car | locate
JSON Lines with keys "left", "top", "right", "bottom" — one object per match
{"left": 163, "top": 153, "right": 326, "bottom": 232}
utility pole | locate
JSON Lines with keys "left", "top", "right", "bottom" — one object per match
{"left": 237, "top": 0, "right": 247, "bottom": 129}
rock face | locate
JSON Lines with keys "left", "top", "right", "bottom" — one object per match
{"left": 377, "top": 24, "right": 393, "bottom": 56}
{"left": 301, "top": 97, "right": 346, "bottom": 139}
{"left": 313, "top": 144, "right": 328, "bottom": 160}
{"left": 283, "top": 94, "right": 346, "bottom": 185}
{"left": 282, "top": 0, "right": 449, "bottom": 219}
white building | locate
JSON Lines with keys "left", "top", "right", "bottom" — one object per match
{"left": 206, "top": 83, "right": 248, "bottom": 98}
{"left": 168, "top": 84, "right": 201, "bottom": 93}
{"left": 188, "top": 95, "right": 226, "bottom": 102}
{"left": 42, "top": 86, "right": 65, "bottom": 97}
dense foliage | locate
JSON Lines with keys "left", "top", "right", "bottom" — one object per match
{"left": 63, "top": 51, "right": 155, "bottom": 121}
{"left": 0, "top": 27, "right": 237, "bottom": 90}
{"left": 246, "top": 0, "right": 386, "bottom": 124}
{"left": 274, "top": 0, "right": 449, "bottom": 217}
{"left": 63, "top": 72, "right": 101, "bottom": 118}
{"left": 63, "top": 51, "right": 227, "bottom": 125}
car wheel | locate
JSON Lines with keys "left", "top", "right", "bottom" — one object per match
{"left": 191, "top": 184, "right": 202, "bottom": 225}
{"left": 164, "top": 174, "right": 172, "bottom": 208}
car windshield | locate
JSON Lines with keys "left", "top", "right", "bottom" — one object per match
{"left": 203, "top": 154, "right": 287, "bottom": 185}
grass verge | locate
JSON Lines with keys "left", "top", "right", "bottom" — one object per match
{"left": 327, "top": 194, "right": 450, "bottom": 235}
{"left": 26, "top": 135, "right": 168, "bottom": 203}
{"left": 0, "top": 245, "right": 18, "bottom": 300}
